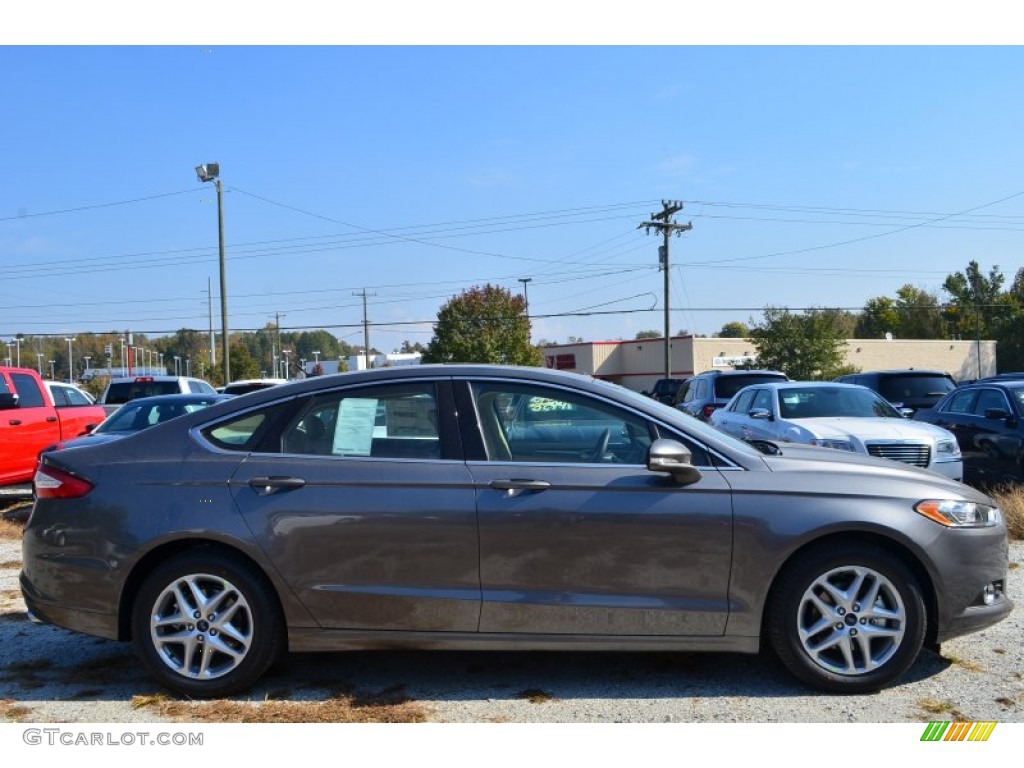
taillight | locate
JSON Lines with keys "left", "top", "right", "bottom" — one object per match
{"left": 701, "top": 404, "right": 717, "bottom": 419}
{"left": 34, "top": 464, "right": 94, "bottom": 499}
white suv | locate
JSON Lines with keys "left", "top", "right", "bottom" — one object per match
{"left": 99, "top": 375, "right": 217, "bottom": 415}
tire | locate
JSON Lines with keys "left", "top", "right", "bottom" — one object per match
{"left": 766, "top": 545, "right": 926, "bottom": 694}
{"left": 131, "top": 550, "right": 285, "bottom": 698}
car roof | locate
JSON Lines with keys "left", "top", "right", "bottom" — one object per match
{"left": 842, "top": 369, "right": 952, "bottom": 377}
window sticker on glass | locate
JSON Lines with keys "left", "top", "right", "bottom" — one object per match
{"left": 333, "top": 398, "right": 379, "bottom": 456}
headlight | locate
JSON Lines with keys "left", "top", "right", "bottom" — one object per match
{"left": 915, "top": 499, "right": 1001, "bottom": 527}
{"left": 936, "top": 439, "right": 961, "bottom": 457}
{"left": 810, "top": 438, "right": 856, "bottom": 452}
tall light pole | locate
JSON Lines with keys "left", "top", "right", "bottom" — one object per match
{"left": 83, "top": 355, "right": 91, "bottom": 378}
{"left": 48, "top": 360, "right": 55, "bottom": 380}
{"left": 196, "top": 162, "right": 229, "bottom": 383}
{"left": 159, "top": 352, "right": 164, "bottom": 373}
{"left": 65, "top": 337, "right": 75, "bottom": 383}
{"left": 174, "top": 356, "right": 181, "bottom": 376}
{"left": 36, "top": 352, "right": 43, "bottom": 375}
{"left": 13, "top": 337, "right": 21, "bottom": 367}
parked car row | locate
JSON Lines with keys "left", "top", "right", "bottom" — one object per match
{"left": 653, "top": 366, "right": 1022, "bottom": 485}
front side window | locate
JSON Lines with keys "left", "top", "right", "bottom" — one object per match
{"left": 470, "top": 381, "right": 654, "bottom": 465}
{"left": 11, "top": 373, "right": 45, "bottom": 407}
{"left": 731, "top": 389, "right": 756, "bottom": 413}
{"left": 973, "top": 389, "right": 1009, "bottom": 417}
{"left": 751, "top": 388, "right": 773, "bottom": 412}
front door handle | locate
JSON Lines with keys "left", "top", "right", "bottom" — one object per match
{"left": 248, "top": 476, "right": 306, "bottom": 495}
{"left": 489, "top": 479, "right": 551, "bottom": 495}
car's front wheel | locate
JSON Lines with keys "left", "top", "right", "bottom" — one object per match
{"left": 766, "top": 545, "right": 926, "bottom": 693}
{"left": 131, "top": 550, "right": 285, "bottom": 698}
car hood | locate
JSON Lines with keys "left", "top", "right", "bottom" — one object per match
{"left": 792, "top": 417, "right": 954, "bottom": 442}
{"left": 758, "top": 443, "right": 987, "bottom": 501}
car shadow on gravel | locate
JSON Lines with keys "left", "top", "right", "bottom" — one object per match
{"left": 0, "top": 604, "right": 954, "bottom": 709}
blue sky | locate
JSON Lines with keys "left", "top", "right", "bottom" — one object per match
{"left": 3, "top": 39, "right": 1023, "bottom": 352}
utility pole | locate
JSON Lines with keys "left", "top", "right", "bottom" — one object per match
{"left": 354, "top": 288, "right": 376, "bottom": 369}
{"left": 518, "top": 277, "right": 532, "bottom": 318}
{"left": 640, "top": 200, "right": 692, "bottom": 380}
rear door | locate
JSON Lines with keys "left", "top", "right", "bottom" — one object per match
{"left": 225, "top": 378, "right": 482, "bottom": 632}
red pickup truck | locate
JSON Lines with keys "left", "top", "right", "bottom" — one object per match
{"left": 1, "top": 366, "right": 107, "bottom": 487}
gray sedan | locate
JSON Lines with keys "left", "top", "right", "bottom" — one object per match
{"left": 21, "top": 365, "right": 1011, "bottom": 698}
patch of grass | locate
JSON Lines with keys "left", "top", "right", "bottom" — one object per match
{"left": 0, "top": 517, "right": 25, "bottom": 541}
{"left": 141, "top": 689, "right": 431, "bottom": 723}
{"left": 0, "top": 699, "right": 34, "bottom": 722}
{"left": 989, "top": 483, "right": 1024, "bottom": 540}
{"left": 518, "top": 688, "right": 554, "bottom": 704}
{"left": 0, "top": 559, "right": 21, "bottom": 569}
{"left": 943, "top": 654, "right": 985, "bottom": 673}
{"left": 917, "top": 698, "right": 969, "bottom": 721}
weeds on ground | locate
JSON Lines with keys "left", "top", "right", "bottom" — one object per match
{"left": 138, "top": 688, "right": 431, "bottom": 723}
{"left": 518, "top": 688, "right": 554, "bottom": 703}
{"left": 989, "top": 484, "right": 1024, "bottom": 541}
{"left": 0, "top": 517, "right": 24, "bottom": 541}
{"left": 917, "top": 698, "right": 969, "bottom": 721}
{"left": 0, "top": 699, "right": 34, "bottom": 722}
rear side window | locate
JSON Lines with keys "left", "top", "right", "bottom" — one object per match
{"left": 105, "top": 380, "right": 181, "bottom": 404}
{"left": 715, "top": 374, "right": 787, "bottom": 400}
{"left": 188, "top": 379, "right": 217, "bottom": 394}
{"left": 11, "top": 372, "right": 46, "bottom": 407}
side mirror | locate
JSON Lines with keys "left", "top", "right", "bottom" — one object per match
{"left": 749, "top": 408, "right": 773, "bottom": 421}
{"left": 647, "top": 438, "right": 703, "bottom": 486}
{"left": 0, "top": 392, "right": 19, "bottom": 410}
{"left": 898, "top": 407, "right": 914, "bottom": 418}
{"left": 984, "top": 408, "right": 1010, "bottom": 421}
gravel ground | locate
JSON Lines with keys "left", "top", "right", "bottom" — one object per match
{"left": 1, "top": 530, "right": 1022, "bottom": 724}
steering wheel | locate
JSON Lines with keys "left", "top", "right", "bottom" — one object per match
{"left": 590, "top": 428, "right": 611, "bottom": 462}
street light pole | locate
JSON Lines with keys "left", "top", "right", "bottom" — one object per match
{"left": 36, "top": 352, "right": 43, "bottom": 375}
{"left": 48, "top": 360, "right": 55, "bottom": 380}
{"left": 196, "top": 162, "right": 229, "bottom": 384}
{"left": 13, "top": 337, "right": 21, "bottom": 367}
{"left": 65, "top": 337, "right": 75, "bottom": 383}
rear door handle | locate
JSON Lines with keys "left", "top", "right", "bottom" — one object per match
{"left": 248, "top": 476, "right": 306, "bottom": 495}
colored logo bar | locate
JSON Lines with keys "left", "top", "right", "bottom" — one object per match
{"left": 921, "top": 722, "right": 997, "bottom": 741}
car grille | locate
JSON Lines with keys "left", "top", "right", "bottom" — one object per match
{"left": 866, "top": 442, "right": 931, "bottom": 468}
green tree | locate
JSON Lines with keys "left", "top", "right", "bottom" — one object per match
{"left": 856, "top": 296, "right": 899, "bottom": 338}
{"left": 942, "top": 261, "right": 1006, "bottom": 341}
{"left": 716, "top": 321, "right": 749, "bottom": 338}
{"left": 635, "top": 330, "right": 661, "bottom": 340}
{"left": 749, "top": 307, "right": 854, "bottom": 380}
{"left": 422, "top": 284, "right": 542, "bottom": 366}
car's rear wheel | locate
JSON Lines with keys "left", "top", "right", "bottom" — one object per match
{"left": 131, "top": 550, "right": 284, "bottom": 698}
{"left": 766, "top": 545, "right": 926, "bottom": 693}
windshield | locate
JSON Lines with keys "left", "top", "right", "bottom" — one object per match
{"left": 779, "top": 387, "right": 902, "bottom": 419}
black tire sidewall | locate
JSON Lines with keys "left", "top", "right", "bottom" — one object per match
{"left": 767, "top": 545, "right": 926, "bottom": 694}
{"left": 131, "top": 551, "right": 284, "bottom": 698}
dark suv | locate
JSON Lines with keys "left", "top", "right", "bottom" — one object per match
{"left": 645, "top": 378, "right": 686, "bottom": 405}
{"left": 834, "top": 370, "right": 956, "bottom": 416}
{"left": 673, "top": 369, "right": 789, "bottom": 421}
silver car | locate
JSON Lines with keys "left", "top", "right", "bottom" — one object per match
{"left": 710, "top": 382, "right": 963, "bottom": 481}
{"left": 21, "top": 365, "right": 1010, "bottom": 698}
